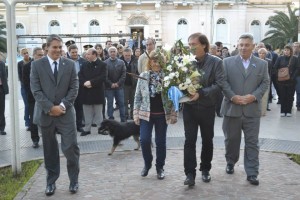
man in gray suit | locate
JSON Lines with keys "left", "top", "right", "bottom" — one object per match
{"left": 30, "top": 34, "right": 80, "bottom": 195}
{"left": 221, "top": 33, "right": 269, "bottom": 186}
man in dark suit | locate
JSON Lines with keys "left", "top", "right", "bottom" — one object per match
{"left": 0, "top": 61, "right": 8, "bottom": 135}
{"left": 68, "top": 44, "right": 86, "bottom": 132}
{"left": 221, "top": 33, "right": 269, "bottom": 186}
{"left": 78, "top": 48, "right": 107, "bottom": 136}
{"left": 22, "top": 47, "right": 44, "bottom": 147}
{"left": 30, "top": 34, "right": 80, "bottom": 195}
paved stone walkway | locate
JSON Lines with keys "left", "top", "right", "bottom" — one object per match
{"left": 15, "top": 149, "right": 300, "bottom": 200}
{"left": 1, "top": 98, "right": 299, "bottom": 199}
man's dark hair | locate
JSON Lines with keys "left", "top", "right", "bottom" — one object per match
{"left": 106, "top": 40, "right": 112, "bottom": 45}
{"left": 68, "top": 44, "right": 78, "bottom": 52}
{"left": 188, "top": 32, "right": 210, "bottom": 53}
{"left": 46, "top": 34, "right": 63, "bottom": 47}
{"left": 33, "top": 47, "right": 43, "bottom": 55}
{"left": 215, "top": 41, "right": 223, "bottom": 47}
{"left": 265, "top": 44, "right": 272, "bottom": 51}
{"left": 89, "top": 48, "right": 98, "bottom": 56}
{"left": 42, "top": 43, "right": 47, "bottom": 50}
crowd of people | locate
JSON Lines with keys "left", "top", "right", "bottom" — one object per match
{"left": 0, "top": 32, "right": 299, "bottom": 196}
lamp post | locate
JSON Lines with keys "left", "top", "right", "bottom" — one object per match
{"left": 3, "top": 0, "right": 50, "bottom": 175}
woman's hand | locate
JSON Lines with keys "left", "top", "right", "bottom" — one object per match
{"left": 134, "top": 118, "right": 140, "bottom": 125}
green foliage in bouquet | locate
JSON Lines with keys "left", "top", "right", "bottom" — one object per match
{"left": 162, "top": 40, "right": 203, "bottom": 98}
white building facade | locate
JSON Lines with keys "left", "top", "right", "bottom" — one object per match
{"left": 0, "top": 0, "right": 297, "bottom": 52}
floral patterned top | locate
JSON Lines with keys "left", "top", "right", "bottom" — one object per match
{"left": 133, "top": 71, "right": 177, "bottom": 124}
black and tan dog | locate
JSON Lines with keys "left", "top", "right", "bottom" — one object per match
{"left": 98, "top": 119, "right": 140, "bottom": 155}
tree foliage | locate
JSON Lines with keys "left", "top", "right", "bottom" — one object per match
{"left": 262, "top": 4, "right": 298, "bottom": 50}
{"left": 0, "top": 19, "right": 7, "bottom": 53}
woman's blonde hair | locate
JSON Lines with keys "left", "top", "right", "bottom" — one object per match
{"left": 146, "top": 50, "right": 166, "bottom": 71}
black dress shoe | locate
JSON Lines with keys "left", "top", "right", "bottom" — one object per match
{"left": 0, "top": 131, "right": 6, "bottom": 135}
{"left": 69, "top": 182, "right": 79, "bottom": 194}
{"left": 91, "top": 124, "right": 97, "bottom": 127}
{"left": 247, "top": 175, "right": 259, "bottom": 185}
{"left": 157, "top": 168, "right": 165, "bottom": 180}
{"left": 77, "top": 127, "right": 84, "bottom": 132}
{"left": 141, "top": 166, "right": 151, "bottom": 177}
{"left": 184, "top": 173, "right": 195, "bottom": 186}
{"left": 216, "top": 113, "right": 223, "bottom": 118}
{"left": 202, "top": 170, "right": 211, "bottom": 183}
{"left": 80, "top": 131, "right": 91, "bottom": 136}
{"left": 45, "top": 183, "right": 56, "bottom": 196}
{"left": 226, "top": 164, "right": 234, "bottom": 174}
{"left": 32, "top": 141, "right": 39, "bottom": 148}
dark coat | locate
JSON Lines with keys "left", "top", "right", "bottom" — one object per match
{"left": 0, "top": 61, "right": 8, "bottom": 95}
{"left": 120, "top": 55, "right": 139, "bottom": 87}
{"left": 22, "top": 60, "right": 35, "bottom": 103}
{"left": 18, "top": 58, "right": 31, "bottom": 83}
{"left": 104, "top": 58, "right": 126, "bottom": 89}
{"left": 78, "top": 58, "right": 107, "bottom": 105}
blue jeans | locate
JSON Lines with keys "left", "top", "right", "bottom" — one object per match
{"left": 296, "top": 76, "right": 300, "bottom": 108}
{"left": 105, "top": 89, "right": 126, "bottom": 122}
{"left": 21, "top": 83, "right": 30, "bottom": 127}
{"left": 140, "top": 114, "right": 168, "bottom": 170}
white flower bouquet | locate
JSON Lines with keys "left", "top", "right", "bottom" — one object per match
{"left": 162, "top": 40, "right": 203, "bottom": 111}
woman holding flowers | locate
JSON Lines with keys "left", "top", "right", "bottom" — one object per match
{"left": 133, "top": 50, "right": 177, "bottom": 180}
{"left": 183, "top": 33, "right": 225, "bottom": 186}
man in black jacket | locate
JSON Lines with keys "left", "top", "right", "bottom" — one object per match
{"left": 22, "top": 47, "right": 44, "bottom": 146}
{"left": 79, "top": 48, "right": 107, "bottom": 136}
{"left": 183, "top": 33, "right": 225, "bottom": 186}
{"left": 68, "top": 44, "right": 86, "bottom": 132}
{"left": 0, "top": 60, "right": 8, "bottom": 135}
{"left": 105, "top": 46, "right": 126, "bottom": 122}
{"left": 120, "top": 48, "right": 138, "bottom": 120}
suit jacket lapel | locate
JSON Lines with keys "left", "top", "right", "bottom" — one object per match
{"left": 57, "top": 58, "right": 65, "bottom": 85}
{"left": 246, "top": 56, "right": 256, "bottom": 78}
{"left": 235, "top": 56, "right": 246, "bottom": 77}
{"left": 43, "top": 57, "right": 56, "bottom": 84}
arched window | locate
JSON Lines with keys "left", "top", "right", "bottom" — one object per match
{"left": 89, "top": 19, "right": 100, "bottom": 43}
{"left": 49, "top": 20, "right": 61, "bottom": 34}
{"left": 217, "top": 18, "right": 226, "bottom": 25}
{"left": 264, "top": 20, "right": 272, "bottom": 38}
{"left": 216, "top": 18, "right": 229, "bottom": 45}
{"left": 250, "top": 20, "right": 261, "bottom": 43}
{"left": 177, "top": 18, "right": 188, "bottom": 45}
{"left": 16, "top": 23, "right": 26, "bottom": 48}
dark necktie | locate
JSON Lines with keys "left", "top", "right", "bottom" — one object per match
{"left": 53, "top": 61, "right": 58, "bottom": 83}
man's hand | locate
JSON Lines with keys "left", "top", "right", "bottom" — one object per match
{"left": 84, "top": 81, "right": 92, "bottom": 88}
{"left": 49, "top": 105, "right": 66, "bottom": 117}
{"left": 243, "top": 94, "right": 256, "bottom": 105}
{"left": 232, "top": 95, "right": 256, "bottom": 105}
{"left": 189, "top": 92, "right": 199, "bottom": 101}
{"left": 111, "top": 83, "right": 119, "bottom": 88}
{"left": 231, "top": 95, "right": 245, "bottom": 105}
